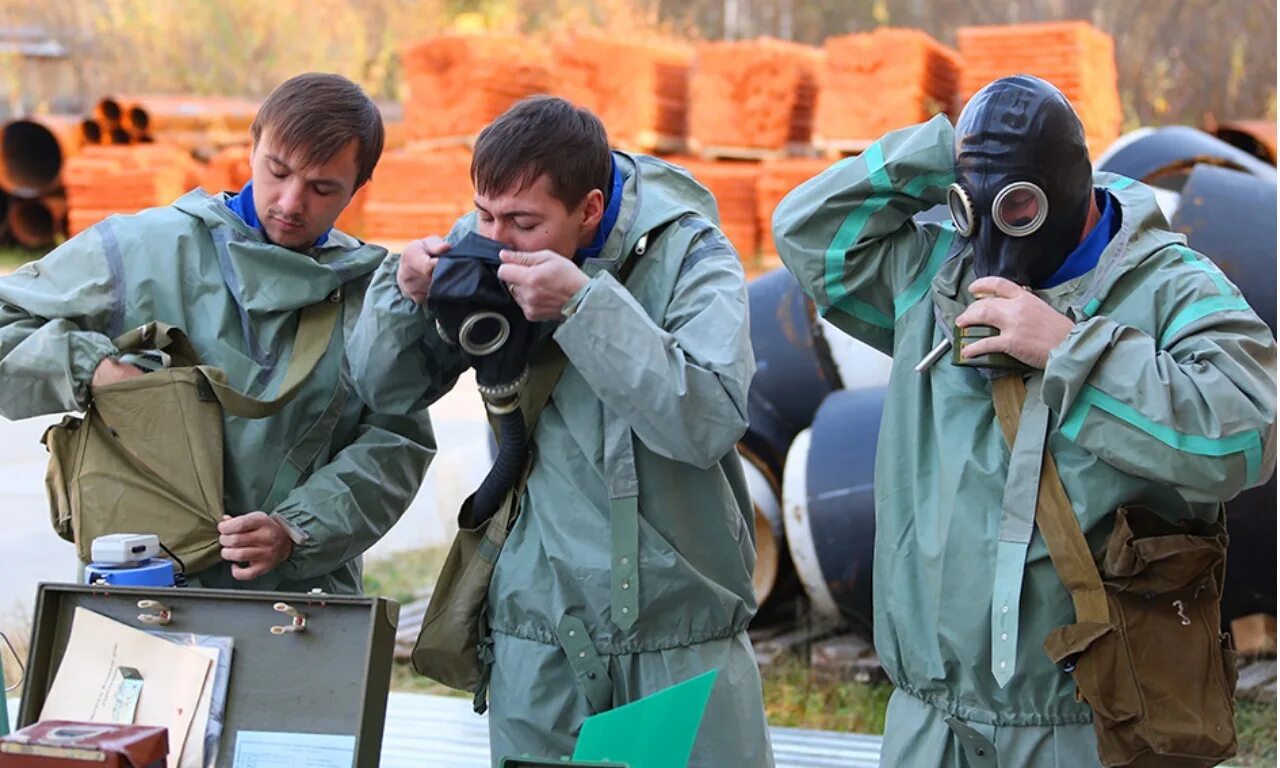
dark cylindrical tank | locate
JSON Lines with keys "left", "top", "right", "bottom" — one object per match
{"left": 1098, "top": 125, "right": 1276, "bottom": 191}
{"left": 782, "top": 388, "right": 884, "bottom": 634}
{"left": 742, "top": 268, "right": 842, "bottom": 482}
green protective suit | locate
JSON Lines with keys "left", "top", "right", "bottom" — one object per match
{"left": 0, "top": 190, "right": 436, "bottom": 594}
{"left": 346, "top": 151, "right": 774, "bottom": 767}
{"left": 773, "top": 114, "right": 1277, "bottom": 766}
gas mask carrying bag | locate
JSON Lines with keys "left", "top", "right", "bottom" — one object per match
{"left": 411, "top": 229, "right": 655, "bottom": 709}
{"left": 992, "top": 376, "right": 1237, "bottom": 768}
{"left": 41, "top": 297, "right": 341, "bottom": 575}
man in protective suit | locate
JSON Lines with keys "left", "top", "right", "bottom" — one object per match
{"left": 346, "top": 96, "right": 773, "bottom": 766}
{"left": 0, "top": 73, "right": 435, "bottom": 593}
{"left": 773, "top": 75, "right": 1276, "bottom": 765}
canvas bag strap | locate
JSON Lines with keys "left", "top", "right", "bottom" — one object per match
{"left": 991, "top": 375, "right": 1110, "bottom": 625}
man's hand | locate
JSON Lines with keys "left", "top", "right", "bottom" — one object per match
{"left": 397, "top": 236, "right": 451, "bottom": 304}
{"left": 956, "top": 276, "right": 1074, "bottom": 369}
{"left": 218, "top": 512, "right": 295, "bottom": 581}
{"left": 497, "top": 250, "right": 590, "bottom": 322}
{"left": 91, "top": 357, "right": 145, "bottom": 389}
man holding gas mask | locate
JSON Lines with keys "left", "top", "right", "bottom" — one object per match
{"left": 774, "top": 75, "right": 1275, "bottom": 765}
{"left": 347, "top": 96, "right": 772, "bottom": 766}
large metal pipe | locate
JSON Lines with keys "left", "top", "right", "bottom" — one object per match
{"left": 1212, "top": 120, "right": 1277, "bottom": 165}
{"left": 0, "top": 115, "right": 83, "bottom": 197}
{"left": 95, "top": 97, "right": 123, "bottom": 127}
{"left": 1097, "top": 125, "right": 1276, "bottom": 191}
{"left": 782, "top": 388, "right": 883, "bottom": 633}
{"left": 79, "top": 118, "right": 103, "bottom": 146}
{"left": 740, "top": 450, "right": 786, "bottom": 613}
{"left": 8, "top": 196, "right": 66, "bottom": 248}
{"left": 742, "top": 268, "right": 843, "bottom": 481}
{"left": 121, "top": 96, "right": 260, "bottom": 134}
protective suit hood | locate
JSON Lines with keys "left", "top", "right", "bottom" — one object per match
{"left": 951, "top": 75, "right": 1094, "bottom": 287}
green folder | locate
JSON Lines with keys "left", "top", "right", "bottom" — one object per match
{"left": 571, "top": 668, "right": 718, "bottom": 768}
{"left": 500, "top": 669, "right": 718, "bottom": 768}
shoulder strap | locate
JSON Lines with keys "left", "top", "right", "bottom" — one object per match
{"left": 991, "top": 375, "right": 1110, "bottom": 625}
{"left": 112, "top": 293, "right": 342, "bottom": 420}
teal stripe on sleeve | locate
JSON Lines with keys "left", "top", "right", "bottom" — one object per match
{"left": 1061, "top": 385, "right": 1263, "bottom": 485}
{"left": 1160, "top": 295, "right": 1253, "bottom": 348}
{"left": 894, "top": 224, "right": 955, "bottom": 320}
{"left": 824, "top": 143, "right": 892, "bottom": 306}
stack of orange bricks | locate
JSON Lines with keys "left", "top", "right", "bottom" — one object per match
{"left": 64, "top": 145, "right": 201, "bottom": 235}
{"left": 689, "top": 38, "right": 823, "bottom": 151}
{"left": 552, "top": 31, "right": 692, "bottom": 151}
{"left": 957, "top": 21, "right": 1122, "bottom": 156}
{"left": 199, "top": 145, "right": 252, "bottom": 195}
{"left": 402, "top": 35, "right": 553, "bottom": 143}
{"left": 817, "top": 28, "right": 961, "bottom": 143}
{"left": 670, "top": 158, "right": 760, "bottom": 266}
{"left": 361, "top": 148, "right": 475, "bottom": 243}
{"left": 756, "top": 158, "right": 835, "bottom": 263}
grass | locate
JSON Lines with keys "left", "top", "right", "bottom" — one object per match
{"left": 760, "top": 652, "right": 892, "bottom": 733}
{"left": 1234, "top": 697, "right": 1278, "bottom": 767}
{"left": 362, "top": 545, "right": 448, "bottom": 607}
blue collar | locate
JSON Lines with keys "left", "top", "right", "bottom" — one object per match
{"left": 224, "top": 181, "right": 331, "bottom": 248}
{"left": 1040, "top": 188, "right": 1119, "bottom": 289}
{"left": 574, "top": 157, "right": 623, "bottom": 263}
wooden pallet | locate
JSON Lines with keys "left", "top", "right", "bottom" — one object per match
{"left": 616, "top": 130, "right": 688, "bottom": 156}
{"left": 688, "top": 140, "right": 818, "bottom": 161}
{"left": 814, "top": 137, "right": 875, "bottom": 159}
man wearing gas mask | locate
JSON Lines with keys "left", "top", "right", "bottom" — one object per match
{"left": 773, "top": 75, "right": 1276, "bottom": 765}
{"left": 347, "top": 96, "right": 771, "bottom": 766}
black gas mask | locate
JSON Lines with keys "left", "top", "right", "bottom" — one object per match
{"left": 428, "top": 231, "right": 550, "bottom": 524}
{"left": 947, "top": 75, "right": 1093, "bottom": 288}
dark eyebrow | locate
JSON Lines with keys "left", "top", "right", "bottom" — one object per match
{"left": 473, "top": 200, "right": 540, "bottom": 219}
{"left": 267, "top": 153, "right": 346, "bottom": 188}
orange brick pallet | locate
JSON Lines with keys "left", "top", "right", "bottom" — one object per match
{"left": 957, "top": 21, "right": 1122, "bottom": 157}
{"left": 690, "top": 38, "right": 824, "bottom": 157}
{"left": 667, "top": 157, "right": 761, "bottom": 268}
{"left": 552, "top": 30, "right": 692, "bottom": 154}
{"left": 402, "top": 35, "right": 553, "bottom": 146}
{"left": 817, "top": 28, "right": 961, "bottom": 153}
{"left": 757, "top": 157, "right": 836, "bottom": 260}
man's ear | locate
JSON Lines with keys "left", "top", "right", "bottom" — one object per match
{"left": 580, "top": 188, "right": 605, "bottom": 231}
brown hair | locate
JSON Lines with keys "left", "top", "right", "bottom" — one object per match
{"left": 250, "top": 72, "right": 384, "bottom": 188}
{"left": 471, "top": 96, "right": 611, "bottom": 209}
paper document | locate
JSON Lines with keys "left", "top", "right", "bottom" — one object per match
{"left": 176, "top": 645, "right": 219, "bottom": 768}
{"left": 232, "top": 731, "right": 356, "bottom": 768}
{"left": 149, "top": 632, "right": 234, "bottom": 768}
{"left": 39, "top": 607, "right": 212, "bottom": 768}
{"left": 572, "top": 668, "right": 718, "bottom": 768}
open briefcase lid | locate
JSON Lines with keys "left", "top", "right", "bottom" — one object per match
{"left": 17, "top": 583, "right": 398, "bottom": 768}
